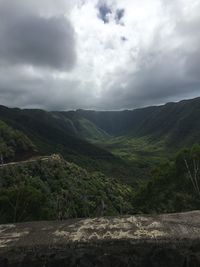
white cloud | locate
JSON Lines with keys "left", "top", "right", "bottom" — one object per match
{"left": 0, "top": 0, "right": 200, "bottom": 110}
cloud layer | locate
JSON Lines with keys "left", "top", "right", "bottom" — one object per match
{"left": 0, "top": 0, "right": 199, "bottom": 110}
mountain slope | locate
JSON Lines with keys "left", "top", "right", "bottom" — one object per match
{"left": 76, "top": 97, "right": 200, "bottom": 147}
{"left": 0, "top": 96, "right": 199, "bottom": 184}
{"left": 0, "top": 120, "right": 36, "bottom": 162}
{"left": 53, "top": 111, "right": 110, "bottom": 141}
{"left": 0, "top": 156, "right": 134, "bottom": 223}
{"left": 0, "top": 105, "right": 135, "bottom": 182}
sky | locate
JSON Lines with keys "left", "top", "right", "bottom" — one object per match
{"left": 0, "top": 0, "right": 199, "bottom": 110}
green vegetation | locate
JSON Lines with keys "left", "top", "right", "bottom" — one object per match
{"left": 75, "top": 117, "right": 110, "bottom": 142}
{"left": 133, "top": 145, "right": 200, "bottom": 213}
{"left": 98, "top": 136, "right": 165, "bottom": 161}
{"left": 0, "top": 120, "right": 35, "bottom": 163}
{"left": 0, "top": 97, "right": 200, "bottom": 184}
{"left": 77, "top": 97, "right": 200, "bottom": 147}
{"left": 92, "top": 136, "right": 169, "bottom": 182}
{"left": 0, "top": 157, "right": 134, "bottom": 223}
{"left": 0, "top": 98, "right": 200, "bottom": 224}
{"left": 0, "top": 106, "right": 137, "bottom": 182}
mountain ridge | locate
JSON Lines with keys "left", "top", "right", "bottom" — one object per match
{"left": 0, "top": 96, "right": 200, "bottom": 184}
{"left": 75, "top": 96, "right": 200, "bottom": 146}
{"left": 0, "top": 104, "right": 136, "bottom": 182}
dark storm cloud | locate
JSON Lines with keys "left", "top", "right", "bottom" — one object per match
{"left": 0, "top": 0, "right": 79, "bottom": 110}
{"left": 0, "top": 63, "right": 95, "bottom": 110}
{"left": 97, "top": 2, "right": 112, "bottom": 23}
{"left": 0, "top": 0, "right": 76, "bottom": 70}
{"left": 97, "top": 2, "right": 125, "bottom": 25}
{"left": 115, "top": 9, "right": 125, "bottom": 24}
{"left": 0, "top": 0, "right": 199, "bottom": 111}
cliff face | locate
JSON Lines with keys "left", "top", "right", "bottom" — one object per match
{"left": 0, "top": 211, "right": 200, "bottom": 267}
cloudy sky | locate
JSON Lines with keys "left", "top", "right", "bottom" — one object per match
{"left": 0, "top": 0, "right": 199, "bottom": 110}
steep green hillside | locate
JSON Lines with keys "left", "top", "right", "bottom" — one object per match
{"left": 0, "top": 97, "right": 199, "bottom": 184}
{"left": 0, "top": 120, "right": 36, "bottom": 162}
{"left": 0, "top": 105, "right": 136, "bottom": 182}
{"left": 133, "top": 145, "right": 200, "bottom": 213}
{"left": 54, "top": 111, "right": 110, "bottom": 141}
{"left": 0, "top": 98, "right": 200, "bottom": 222}
{"left": 76, "top": 97, "right": 200, "bottom": 147}
{"left": 0, "top": 105, "right": 109, "bottom": 143}
{"left": 0, "top": 156, "right": 134, "bottom": 223}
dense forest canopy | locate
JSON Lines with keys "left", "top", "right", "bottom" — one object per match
{"left": 0, "top": 157, "right": 133, "bottom": 223}
{"left": 0, "top": 145, "right": 200, "bottom": 223}
{"left": 134, "top": 145, "right": 200, "bottom": 213}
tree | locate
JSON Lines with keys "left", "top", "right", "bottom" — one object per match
{"left": 176, "top": 145, "right": 200, "bottom": 197}
{"left": 0, "top": 184, "right": 46, "bottom": 223}
{"left": 0, "top": 143, "right": 6, "bottom": 164}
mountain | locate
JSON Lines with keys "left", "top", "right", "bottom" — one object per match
{"left": 0, "top": 97, "right": 199, "bottom": 184}
{"left": 0, "top": 156, "right": 134, "bottom": 223}
{"left": 0, "top": 120, "right": 36, "bottom": 162}
{"left": 0, "top": 97, "right": 200, "bottom": 223}
{"left": 53, "top": 111, "right": 110, "bottom": 141}
{"left": 0, "top": 105, "right": 135, "bottom": 182}
{"left": 75, "top": 97, "right": 200, "bottom": 147}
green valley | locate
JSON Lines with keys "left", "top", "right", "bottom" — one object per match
{"left": 0, "top": 97, "right": 200, "bottom": 223}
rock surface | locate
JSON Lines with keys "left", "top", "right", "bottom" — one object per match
{"left": 0, "top": 211, "right": 200, "bottom": 266}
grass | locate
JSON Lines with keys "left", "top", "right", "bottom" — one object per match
{"left": 91, "top": 135, "right": 173, "bottom": 182}
{"left": 94, "top": 136, "right": 166, "bottom": 160}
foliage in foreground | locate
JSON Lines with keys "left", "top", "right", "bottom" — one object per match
{"left": 0, "top": 158, "right": 134, "bottom": 224}
{"left": 134, "top": 145, "right": 200, "bottom": 213}
{"left": 1, "top": 142, "right": 200, "bottom": 224}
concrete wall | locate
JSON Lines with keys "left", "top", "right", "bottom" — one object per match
{"left": 0, "top": 211, "right": 200, "bottom": 267}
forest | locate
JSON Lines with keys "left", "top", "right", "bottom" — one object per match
{"left": 0, "top": 97, "right": 200, "bottom": 223}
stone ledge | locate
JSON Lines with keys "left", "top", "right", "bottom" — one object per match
{"left": 0, "top": 211, "right": 200, "bottom": 267}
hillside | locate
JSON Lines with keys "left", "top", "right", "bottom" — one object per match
{"left": 0, "top": 105, "right": 135, "bottom": 182}
{"left": 0, "top": 98, "right": 200, "bottom": 223}
{"left": 0, "top": 97, "right": 200, "bottom": 184}
{"left": 0, "top": 120, "right": 36, "bottom": 163}
{"left": 76, "top": 97, "right": 200, "bottom": 147}
{"left": 133, "top": 145, "right": 200, "bottom": 214}
{"left": 2, "top": 97, "right": 200, "bottom": 150}
{"left": 0, "top": 156, "right": 134, "bottom": 223}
